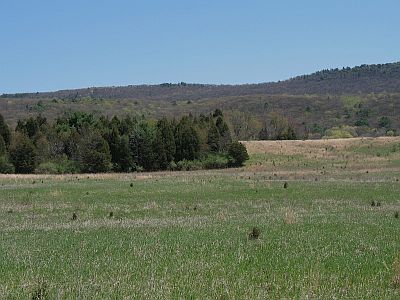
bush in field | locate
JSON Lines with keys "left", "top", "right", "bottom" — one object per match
{"left": 228, "top": 141, "right": 249, "bottom": 167}
{"left": 31, "top": 280, "right": 49, "bottom": 300}
{"left": 249, "top": 227, "right": 261, "bottom": 240}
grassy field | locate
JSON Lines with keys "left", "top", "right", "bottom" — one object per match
{"left": 1, "top": 137, "right": 400, "bottom": 299}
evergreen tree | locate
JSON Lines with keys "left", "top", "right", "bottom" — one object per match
{"left": 0, "top": 135, "right": 5, "bottom": 156}
{"left": 107, "top": 125, "right": 121, "bottom": 165}
{"left": 78, "top": 131, "right": 112, "bottom": 173}
{"left": 215, "top": 116, "right": 232, "bottom": 150}
{"left": 9, "top": 133, "right": 37, "bottom": 173}
{"left": 207, "top": 121, "right": 220, "bottom": 152}
{"left": 175, "top": 116, "right": 200, "bottom": 161}
{"left": 115, "top": 135, "right": 134, "bottom": 172}
{"left": 129, "top": 122, "right": 155, "bottom": 171}
{"left": 228, "top": 141, "right": 249, "bottom": 167}
{"left": 16, "top": 115, "right": 47, "bottom": 139}
{"left": 154, "top": 118, "right": 176, "bottom": 170}
{"left": 0, "top": 113, "right": 11, "bottom": 146}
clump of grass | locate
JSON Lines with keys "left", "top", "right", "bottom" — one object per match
{"left": 283, "top": 182, "right": 288, "bottom": 189}
{"left": 284, "top": 209, "right": 296, "bottom": 225}
{"left": 395, "top": 211, "right": 399, "bottom": 219}
{"left": 31, "top": 280, "right": 48, "bottom": 300}
{"left": 371, "top": 201, "right": 376, "bottom": 207}
{"left": 109, "top": 211, "right": 114, "bottom": 218}
{"left": 130, "top": 183, "right": 133, "bottom": 187}
{"left": 392, "top": 256, "right": 400, "bottom": 289}
{"left": 72, "top": 212, "right": 77, "bottom": 221}
{"left": 249, "top": 227, "right": 261, "bottom": 240}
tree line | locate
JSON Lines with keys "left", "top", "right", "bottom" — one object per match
{"left": 0, "top": 110, "right": 249, "bottom": 174}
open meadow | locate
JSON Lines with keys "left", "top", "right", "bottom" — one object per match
{"left": 1, "top": 137, "right": 400, "bottom": 299}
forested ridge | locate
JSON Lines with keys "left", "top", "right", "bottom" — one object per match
{"left": 3, "top": 62, "right": 400, "bottom": 100}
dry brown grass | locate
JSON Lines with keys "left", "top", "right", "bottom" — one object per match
{"left": 283, "top": 208, "right": 297, "bottom": 225}
{"left": 242, "top": 136, "right": 400, "bottom": 156}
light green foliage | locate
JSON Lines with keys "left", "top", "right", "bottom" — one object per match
{"left": 323, "top": 125, "right": 357, "bottom": 139}
{"left": 341, "top": 95, "right": 366, "bottom": 110}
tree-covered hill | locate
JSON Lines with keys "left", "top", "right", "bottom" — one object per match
{"left": 2, "top": 62, "right": 400, "bottom": 100}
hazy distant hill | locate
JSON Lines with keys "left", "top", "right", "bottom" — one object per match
{"left": 2, "top": 62, "right": 400, "bottom": 100}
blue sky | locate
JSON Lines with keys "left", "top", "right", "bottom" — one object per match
{"left": 1, "top": 0, "right": 399, "bottom": 93}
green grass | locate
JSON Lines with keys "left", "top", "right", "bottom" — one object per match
{"left": 1, "top": 139, "right": 400, "bottom": 298}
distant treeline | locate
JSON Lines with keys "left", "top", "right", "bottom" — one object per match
{"left": 0, "top": 110, "right": 249, "bottom": 174}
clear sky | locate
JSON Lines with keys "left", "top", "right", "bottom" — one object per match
{"left": 1, "top": 0, "right": 399, "bottom": 94}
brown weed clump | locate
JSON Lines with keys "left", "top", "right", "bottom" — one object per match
{"left": 31, "top": 281, "right": 48, "bottom": 300}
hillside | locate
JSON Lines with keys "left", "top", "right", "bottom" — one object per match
{"left": 2, "top": 62, "right": 400, "bottom": 100}
{"left": 1, "top": 62, "right": 400, "bottom": 139}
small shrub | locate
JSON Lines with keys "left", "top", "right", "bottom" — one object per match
{"left": 371, "top": 201, "right": 376, "bottom": 207}
{"left": 176, "top": 159, "right": 203, "bottom": 171}
{"left": 31, "top": 281, "right": 48, "bottom": 300}
{"left": 228, "top": 141, "right": 249, "bottom": 167}
{"left": 201, "top": 154, "right": 229, "bottom": 169}
{"left": 249, "top": 227, "right": 261, "bottom": 240}
{"left": 72, "top": 213, "right": 77, "bottom": 220}
{"left": 109, "top": 211, "right": 114, "bottom": 218}
{"left": 395, "top": 212, "right": 399, "bottom": 219}
{"left": 283, "top": 182, "right": 288, "bottom": 189}
{"left": 130, "top": 183, "right": 133, "bottom": 187}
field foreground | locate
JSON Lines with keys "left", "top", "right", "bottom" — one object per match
{"left": 1, "top": 137, "right": 400, "bottom": 299}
